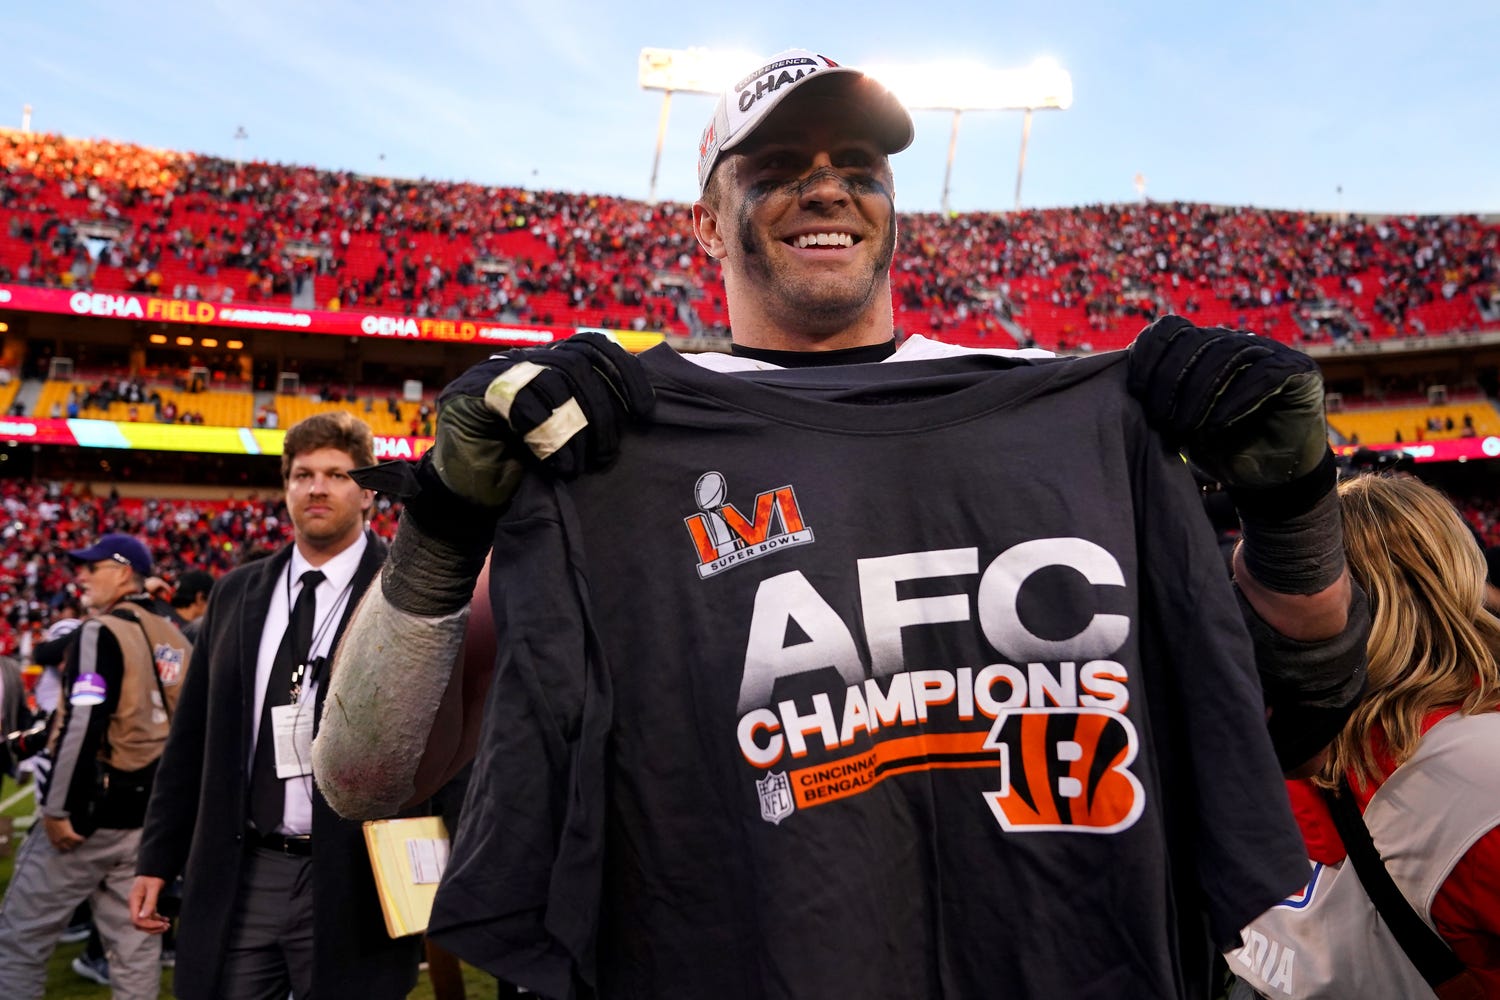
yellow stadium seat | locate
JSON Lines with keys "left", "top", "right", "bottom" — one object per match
{"left": 1328, "top": 401, "right": 1500, "bottom": 445}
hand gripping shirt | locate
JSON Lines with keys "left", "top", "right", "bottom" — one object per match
{"left": 430, "top": 346, "right": 1308, "bottom": 1000}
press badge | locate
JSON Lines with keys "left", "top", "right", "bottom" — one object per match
{"left": 270, "top": 701, "right": 316, "bottom": 779}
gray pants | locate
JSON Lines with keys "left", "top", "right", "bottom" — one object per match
{"left": 219, "top": 847, "right": 315, "bottom": 1000}
{"left": 0, "top": 824, "right": 161, "bottom": 1000}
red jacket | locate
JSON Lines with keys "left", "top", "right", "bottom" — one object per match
{"left": 1287, "top": 707, "right": 1500, "bottom": 994}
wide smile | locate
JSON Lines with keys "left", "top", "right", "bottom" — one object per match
{"left": 784, "top": 231, "right": 859, "bottom": 249}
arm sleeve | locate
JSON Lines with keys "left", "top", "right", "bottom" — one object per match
{"left": 1238, "top": 582, "right": 1371, "bottom": 771}
{"left": 32, "top": 630, "right": 77, "bottom": 668}
{"left": 313, "top": 580, "right": 473, "bottom": 820}
{"left": 136, "top": 595, "right": 213, "bottom": 880}
{"left": 40, "top": 620, "right": 124, "bottom": 821}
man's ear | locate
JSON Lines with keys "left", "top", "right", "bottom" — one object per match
{"left": 692, "top": 200, "right": 726, "bottom": 260}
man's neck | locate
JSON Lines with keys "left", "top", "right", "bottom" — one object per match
{"left": 100, "top": 591, "right": 142, "bottom": 613}
{"left": 724, "top": 277, "right": 896, "bottom": 353}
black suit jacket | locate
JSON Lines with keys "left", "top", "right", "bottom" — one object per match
{"left": 138, "top": 531, "right": 421, "bottom": 1000}
{"left": 1, "top": 655, "right": 25, "bottom": 776}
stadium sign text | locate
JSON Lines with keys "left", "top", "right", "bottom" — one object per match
{"left": 0, "top": 416, "right": 434, "bottom": 459}
{"left": 70, "top": 292, "right": 145, "bottom": 319}
{"left": 372, "top": 435, "right": 432, "bottom": 460}
{"left": 0, "top": 283, "right": 646, "bottom": 352}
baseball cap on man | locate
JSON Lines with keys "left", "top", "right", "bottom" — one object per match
{"left": 696, "top": 49, "right": 914, "bottom": 194}
{"left": 69, "top": 533, "right": 153, "bottom": 576}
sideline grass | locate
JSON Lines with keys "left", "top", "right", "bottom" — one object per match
{"left": 0, "top": 775, "right": 497, "bottom": 998}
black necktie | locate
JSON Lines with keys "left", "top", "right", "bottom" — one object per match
{"left": 249, "top": 568, "right": 325, "bottom": 834}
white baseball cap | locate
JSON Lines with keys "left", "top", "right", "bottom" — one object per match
{"left": 696, "top": 49, "right": 914, "bottom": 195}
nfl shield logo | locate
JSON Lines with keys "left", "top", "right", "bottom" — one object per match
{"left": 756, "top": 771, "right": 795, "bottom": 825}
{"left": 154, "top": 644, "right": 184, "bottom": 686}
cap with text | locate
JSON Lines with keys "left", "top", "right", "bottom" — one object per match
{"left": 696, "top": 49, "right": 914, "bottom": 194}
{"left": 68, "top": 533, "right": 153, "bottom": 576}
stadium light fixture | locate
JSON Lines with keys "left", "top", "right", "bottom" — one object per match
{"left": 638, "top": 46, "right": 758, "bottom": 203}
{"left": 227, "top": 340, "right": 244, "bottom": 350}
{"left": 866, "top": 57, "right": 1073, "bottom": 213}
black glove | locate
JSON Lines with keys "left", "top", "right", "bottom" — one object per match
{"left": 432, "top": 332, "right": 656, "bottom": 508}
{"left": 1127, "top": 315, "right": 1327, "bottom": 491}
{"left": 351, "top": 334, "right": 654, "bottom": 617}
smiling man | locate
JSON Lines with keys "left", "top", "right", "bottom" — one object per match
{"left": 691, "top": 58, "right": 908, "bottom": 351}
{"left": 129, "top": 412, "right": 423, "bottom": 1000}
{"left": 319, "top": 50, "right": 1368, "bottom": 1000}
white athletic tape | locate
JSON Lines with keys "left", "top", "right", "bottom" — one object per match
{"left": 484, "top": 361, "right": 547, "bottom": 420}
{"left": 523, "top": 397, "right": 588, "bottom": 460}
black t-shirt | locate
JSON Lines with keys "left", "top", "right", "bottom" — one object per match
{"left": 431, "top": 347, "right": 1308, "bottom": 1000}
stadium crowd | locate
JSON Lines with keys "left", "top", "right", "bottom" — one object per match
{"left": 2, "top": 130, "right": 1497, "bottom": 349}
{"left": 0, "top": 480, "right": 401, "bottom": 660}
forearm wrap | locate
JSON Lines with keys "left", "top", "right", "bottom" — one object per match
{"left": 313, "top": 581, "right": 470, "bottom": 820}
{"left": 352, "top": 455, "right": 503, "bottom": 617}
{"left": 1238, "top": 579, "right": 1371, "bottom": 770}
{"left": 382, "top": 512, "right": 493, "bottom": 618}
{"left": 1231, "top": 450, "right": 1345, "bottom": 595}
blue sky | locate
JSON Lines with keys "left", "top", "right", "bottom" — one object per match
{"left": 5, "top": 0, "right": 1497, "bottom": 215}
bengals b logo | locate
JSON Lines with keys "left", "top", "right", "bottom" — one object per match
{"left": 982, "top": 708, "right": 1144, "bottom": 834}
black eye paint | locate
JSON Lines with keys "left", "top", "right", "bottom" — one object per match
{"left": 736, "top": 167, "right": 895, "bottom": 259}
{"left": 744, "top": 166, "right": 891, "bottom": 205}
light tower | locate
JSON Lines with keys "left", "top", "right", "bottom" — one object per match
{"left": 868, "top": 57, "right": 1074, "bottom": 214}
{"left": 638, "top": 47, "right": 753, "bottom": 204}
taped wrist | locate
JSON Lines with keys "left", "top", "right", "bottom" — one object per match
{"left": 1238, "top": 581, "right": 1370, "bottom": 771}
{"left": 1231, "top": 450, "right": 1344, "bottom": 595}
{"left": 403, "top": 454, "right": 507, "bottom": 552}
{"left": 382, "top": 513, "right": 492, "bottom": 618}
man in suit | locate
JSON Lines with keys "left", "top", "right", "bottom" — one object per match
{"left": 1, "top": 651, "right": 23, "bottom": 754}
{"left": 129, "top": 411, "right": 422, "bottom": 1000}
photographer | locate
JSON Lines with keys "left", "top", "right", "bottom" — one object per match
{"left": 0, "top": 534, "right": 192, "bottom": 1000}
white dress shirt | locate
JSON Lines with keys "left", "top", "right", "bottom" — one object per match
{"left": 248, "top": 532, "right": 367, "bottom": 834}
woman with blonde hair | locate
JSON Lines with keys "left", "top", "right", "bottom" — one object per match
{"left": 1231, "top": 473, "right": 1500, "bottom": 999}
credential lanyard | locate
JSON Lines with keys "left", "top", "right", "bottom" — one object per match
{"left": 283, "top": 565, "right": 353, "bottom": 705}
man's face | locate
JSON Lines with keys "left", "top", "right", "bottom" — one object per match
{"left": 694, "top": 101, "right": 897, "bottom": 339}
{"left": 179, "top": 593, "right": 209, "bottom": 622}
{"left": 76, "top": 558, "right": 135, "bottom": 611}
{"left": 284, "top": 447, "right": 371, "bottom": 554}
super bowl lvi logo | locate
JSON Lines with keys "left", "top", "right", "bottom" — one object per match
{"left": 683, "top": 471, "right": 815, "bottom": 578}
